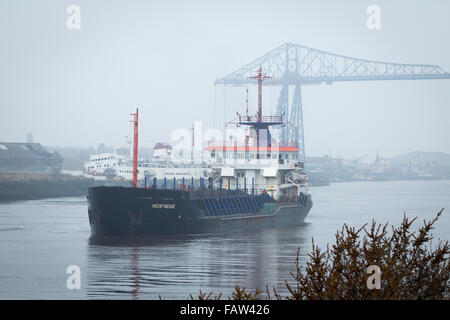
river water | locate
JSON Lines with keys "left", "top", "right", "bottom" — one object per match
{"left": 0, "top": 180, "right": 449, "bottom": 299}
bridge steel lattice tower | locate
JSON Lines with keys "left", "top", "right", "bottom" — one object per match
{"left": 215, "top": 43, "right": 450, "bottom": 161}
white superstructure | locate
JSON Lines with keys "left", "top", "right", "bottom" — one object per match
{"left": 84, "top": 147, "right": 209, "bottom": 182}
{"left": 203, "top": 140, "right": 308, "bottom": 201}
{"left": 84, "top": 153, "right": 129, "bottom": 176}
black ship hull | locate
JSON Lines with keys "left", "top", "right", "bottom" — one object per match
{"left": 87, "top": 186, "right": 312, "bottom": 236}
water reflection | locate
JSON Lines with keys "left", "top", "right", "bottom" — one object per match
{"left": 2, "top": 181, "right": 448, "bottom": 299}
{"left": 86, "top": 224, "right": 313, "bottom": 299}
{"left": 131, "top": 246, "right": 139, "bottom": 300}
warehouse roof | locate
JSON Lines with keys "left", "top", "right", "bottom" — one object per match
{"left": 0, "top": 143, "right": 62, "bottom": 161}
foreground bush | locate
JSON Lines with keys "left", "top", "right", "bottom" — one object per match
{"left": 191, "top": 210, "right": 449, "bottom": 300}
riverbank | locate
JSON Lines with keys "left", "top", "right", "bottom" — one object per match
{"left": 0, "top": 172, "right": 130, "bottom": 202}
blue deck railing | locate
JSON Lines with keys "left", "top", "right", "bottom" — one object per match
{"left": 143, "top": 176, "right": 271, "bottom": 196}
{"left": 143, "top": 176, "right": 277, "bottom": 217}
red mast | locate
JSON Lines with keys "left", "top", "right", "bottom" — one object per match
{"left": 249, "top": 67, "right": 271, "bottom": 122}
{"left": 130, "top": 108, "right": 139, "bottom": 188}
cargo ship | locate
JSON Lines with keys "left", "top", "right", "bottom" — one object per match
{"left": 87, "top": 68, "right": 312, "bottom": 236}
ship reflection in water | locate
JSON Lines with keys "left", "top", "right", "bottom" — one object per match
{"left": 86, "top": 224, "right": 313, "bottom": 299}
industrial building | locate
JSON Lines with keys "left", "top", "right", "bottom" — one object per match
{"left": 0, "top": 142, "right": 63, "bottom": 173}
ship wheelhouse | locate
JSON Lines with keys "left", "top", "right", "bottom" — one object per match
{"left": 204, "top": 139, "right": 305, "bottom": 201}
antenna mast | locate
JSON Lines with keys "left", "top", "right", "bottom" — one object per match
{"left": 249, "top": 66, "right": 271, "bottom": 122}
{"left": 130, "top": 108, "right": 139, "bottom": 188}
{"left": 245, "top": 88, "right": 249, "bottom": 118}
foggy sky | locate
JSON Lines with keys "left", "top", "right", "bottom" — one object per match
{"left": 0, "top": 0, "right": 449, "bottom": 159}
